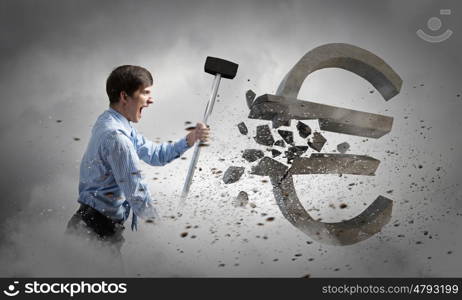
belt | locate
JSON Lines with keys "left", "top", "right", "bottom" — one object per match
{"left": 76, "top": 204, "right": 124, "bottom": 237}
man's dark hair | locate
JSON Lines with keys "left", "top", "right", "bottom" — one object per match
{"left": 106, "top": 65, "right": 153, "bottom": 104}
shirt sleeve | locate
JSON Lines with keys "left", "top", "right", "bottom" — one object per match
{"left": 133, "top": 128, "right": 191, "bottom": 166}
{"left": 105, "top": 131, "right": 159, "bottom": 220}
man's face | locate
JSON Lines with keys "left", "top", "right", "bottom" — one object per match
{"left": 124, "top": 85, "right": 154, "bottom": 123}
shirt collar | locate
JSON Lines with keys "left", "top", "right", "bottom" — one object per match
{"left": 107, "top": 107, "right": 133, "bottom": 135}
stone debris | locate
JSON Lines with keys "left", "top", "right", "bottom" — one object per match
{"left": 254, "top": 125, "right": 275, "bottom": 146}
{"left": 223, "top": 166, "right": 245, "bottom": 184}
{"left": 250, "top": 156, "right": 288, "bottom": 177}
{"left": 296, "top": 121, "right": 312, "bottom": 138}
{"left": 285, "top": 146, "right": 309, "bottom": 164}
{"left": 246, "top": 89, "right": 256, "bottom": 109}
{"left": 308, "top": 132, "right": 326, "bottom": 152}
{"left": 277, "top": 130, "right": 294, "bottom": 146}
{"left": 237, "top": 122, "right": 248, "bottom": 135}
{"left": 337, "top": 142, "right": 350, "bottom": 154}
{"left": 242, "top": 149, "right": 265, "bottom": 162}
{"left": 271, "top": 149, "right": 282, "bottom": 158}
{"left": 274, "top": 139, "right": 286, "bottom": 148}
{"left": 233, "top": 191, "right": 249, "bottom": 207}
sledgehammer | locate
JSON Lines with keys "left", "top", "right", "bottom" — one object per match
{"left": 178, "top": 57, "right": 238, "bottom": 208}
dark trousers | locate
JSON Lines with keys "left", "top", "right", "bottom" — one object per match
{"left": 66, "top": 204, "right": 126, "bottom": 254}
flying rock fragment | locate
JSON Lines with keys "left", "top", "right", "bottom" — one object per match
{"left": 337, "top": 142, "right": 350, "bottom": 154}
{"left": 237, "top": 122, "right": 248, "bottom": 135}
{"left": 274, "top": 139, "right": 286, "bottom": 148}
{"left": 233, "top": 191, "right": 249, "bottom": 207}
{"left": 285, "top": 146, "right": 309, "bottom": 164}
{"left": 242, "top": 149, "right": 265, "bottom": 162}
{"left": 246, "top": 90, "right": 256, "bottom": 109}
{"left": 296, "top": 121, "right": 312, "bottom": 138}
{"left": 254, "top": 125, "right": 275, "bottom": 146}
{"left": 250, "top": 157, "right": 288, "bottom": 177}
{"left": 277, "top": 130, "right": 294, "bottom": 145}
{"left": 308, "top": 132, "right": 326, "bottom": 152}
{"left": 271, "top": 149, "right": 282, "bottom": 158}
{"left": 223, "top": 166, "right": 245, "bottom": 184}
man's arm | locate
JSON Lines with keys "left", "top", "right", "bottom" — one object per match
{"left": 133, "top": 122, "right": 210, "bottom": 166}
{"left": 133, "top": 129, "right": 190, "bottom": 166}
{"left": 105, "top": 131, "right": 159, "bottom": 220}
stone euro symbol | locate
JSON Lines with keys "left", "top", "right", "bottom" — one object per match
{"left": 248, "top": 43, "right": 403, "bottom": 246}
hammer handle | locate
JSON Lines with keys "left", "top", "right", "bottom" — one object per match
{"left": 179, "top": 74, "right": 222, "bottom": 208}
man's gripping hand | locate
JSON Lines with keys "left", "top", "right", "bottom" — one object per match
{"left": 186, "top": 122, "right": 210, "bottom": 147}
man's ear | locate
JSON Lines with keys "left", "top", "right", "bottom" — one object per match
{"left": 119, "top": 91, "right": 129, "bottom": 104}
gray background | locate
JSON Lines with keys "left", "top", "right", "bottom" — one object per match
{"left": 0, "top": 0, "right": 461, "bottom": 277}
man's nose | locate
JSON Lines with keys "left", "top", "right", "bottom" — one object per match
{"left": 147, "top": 98, "right": 154, "bottom": 104}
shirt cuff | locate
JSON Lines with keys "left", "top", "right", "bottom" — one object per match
{"left": 174, "top": 137, "right": 191, "bottom": 154}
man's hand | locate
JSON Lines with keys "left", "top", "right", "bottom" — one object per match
{"left": 186, "top": 122, "right": 210, "bottom": 147}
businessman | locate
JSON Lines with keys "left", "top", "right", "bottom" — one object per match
{"left": 66, "top": 65, "right": 209, "bottom": 252}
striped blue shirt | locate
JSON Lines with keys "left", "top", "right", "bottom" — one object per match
{"left": 78, "top": 107, "right": 190, "bottom": 231}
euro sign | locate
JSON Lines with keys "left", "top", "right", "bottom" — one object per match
{"left": 248, "top": 43, "right": 403, "bottom": 246}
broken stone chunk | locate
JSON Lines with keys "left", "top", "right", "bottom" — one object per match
{"left": 285, "top": 146, "right": 309, "bottom": 163}
{"left": 242, "top": 149, "right": 264, "bottom": 162}
{"left": 250, "top": 156, "right": 288, "bottom": 177}
{"left": 249, "top": 94, "right": 394, "bottom": 138}
{"left": 233, "top": 191, "right": 249, "bottom": 207}
{"left": 289, "top": 153, "right": 380, "bottom": 176}
{"left": 223, "top": 166, "right": 245, "bottom": 184}
{"left": 274, "top": 139, "right": 286, "bottom": 148}
{"left": 237, "top": 122, "right": 248, "bottom": 135}
{"left": 308, "top": 132, "right": 326, "bottom": 152}
{"left": 277, "top": 130, "right": 294, "bottom": 145}
{"left": 337, "top": 142, "right": 350, "bottom": 154}
{"left": 246, "top": 90, "right": 256, "bottom": 109}
{"left": 271, "top": 149, "right": 282, "bottom": 158}
{"left": 254, "top": 125, "right": 275, "bottom": 146}
{"left": 296, "top": 121, "right": 312, "bottom": 138}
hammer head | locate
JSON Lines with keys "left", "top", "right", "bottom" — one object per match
{"left": 204, "top": 56, "right": 238, "bottom": 79}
